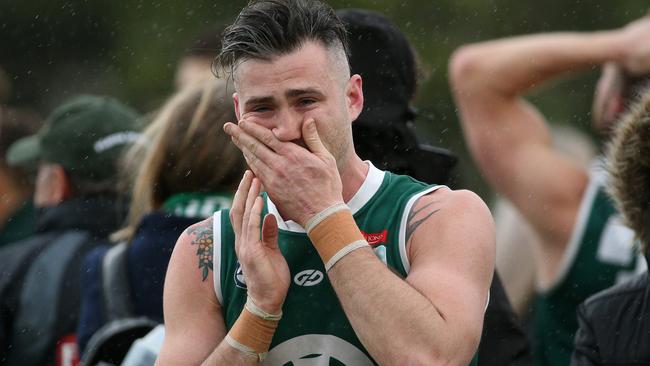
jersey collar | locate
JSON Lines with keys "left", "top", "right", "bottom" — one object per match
{"left": 266, "top": 161, "right": 385, "bottom": 233}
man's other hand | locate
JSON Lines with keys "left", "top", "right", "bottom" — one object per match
{"left": 230, "top": 171, "right": 290, "bottom": 315}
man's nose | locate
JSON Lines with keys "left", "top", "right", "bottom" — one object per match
{"left": 272, "top": 109, "right": 303, "bottom": 142}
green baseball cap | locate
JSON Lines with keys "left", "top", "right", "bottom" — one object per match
{"left": 7, "top": 95, "right": 143, "bottom": 180}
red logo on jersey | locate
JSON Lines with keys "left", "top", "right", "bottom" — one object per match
{"left": 362, "top": 230, "right": 388, "bottom": 246}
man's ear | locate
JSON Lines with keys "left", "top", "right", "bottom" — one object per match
{"left": 346, "top": 74, "right": 364, "bottom": 123}
{"left": 52, "top": 165, "right": 73, "bottom": 202}
{"left": 605, "top": 92, "right": 626, "bottom": 120}
{"left": 593, "top": 63, "right": 625, "bottom": 133}
{"left": 34, "top": 164, "right": 72, "bottom": 207}
{"left": 233, "top": 92, "right": 242, "bottom": 121}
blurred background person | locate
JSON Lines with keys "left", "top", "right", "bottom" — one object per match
{"left": 450, "top": 15, "right": 650, "bottom": 365}
{"left": 495, "top": 125, "right": 596, "bottom": 317}
{"left": 572, "top": 89, "right": 650, "bottom": 365}
{"left": 174, "top": 23, "right": 227, "bottom": 91}
{"left": 339, "top": 9, "right": 457, "bottom": 185}
{"left": 0, "top": 106, "right": 42, "bottom": 247}
{"left": 0, "top": 95, "right": 141, "bottom": 366}
{"left": 338, "top": 8, "right": 530, "bottom": 366}
{"left": 2, "top": 0, "right": 648, "bottom": 200}
{"left": 77, "top": 79, "right": 246, "bottom": 364}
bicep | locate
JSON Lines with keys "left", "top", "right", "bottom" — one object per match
{"left": 406, "top": 191, "right": 495, "bottom": 344}
{"left": 158, "top": 231, "right": 226, "bottom": 365}
{"left": 456, "top": 94, "right": 587, "bottom": 244}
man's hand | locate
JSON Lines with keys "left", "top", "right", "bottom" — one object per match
{"left": 618, "top": 13, "right": 650, "bottom": 75}
{"left": 230, "top": 171, "right": 290, "bottom": 314}
{"left": 224, "top": 118, "right": 344, "bottom": 227}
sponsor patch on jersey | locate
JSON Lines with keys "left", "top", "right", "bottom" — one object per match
{"left": 293, "top": 269, "right": 324, "bottom": 287}
{"left": 233, "top": 261, "right": 247, "bottom": 289}
{"left": 361, "top": 230, "right": 388, "bottom": 246}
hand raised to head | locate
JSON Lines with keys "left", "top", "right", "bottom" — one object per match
{"left": 619, "top": 13, "right": 650, "bottom": 76}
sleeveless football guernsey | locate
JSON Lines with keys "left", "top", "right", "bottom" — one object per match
{"left": 212, "top": 163, "right": 480, "bottom": 365}
{"left": 533, "top": 160, "right": 647, "bottom": 366}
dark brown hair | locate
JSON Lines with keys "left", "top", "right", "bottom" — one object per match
{"left": 216, "top": 0, "right": 349, "bottom": 76}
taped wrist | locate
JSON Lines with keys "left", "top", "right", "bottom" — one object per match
{"left": 225, "top": 297, "right": 281, "bottom": 361}
{"left": 306, "top": 204, "right": 369, "bottom": 271}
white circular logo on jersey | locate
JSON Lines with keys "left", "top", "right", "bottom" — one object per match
{"left": 234, "top": 262, "right": 247, "bottom": 289}
{"left": 293, "top": 269, "right": 324, "bottom": 287}
{"left": 264, "top": 334, "right": 373, "bottom": 365}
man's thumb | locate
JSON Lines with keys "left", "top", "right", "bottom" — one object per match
{"left": 261, "top": 213, "right": 279, "bottom": 249}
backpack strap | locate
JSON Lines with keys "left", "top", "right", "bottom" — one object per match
{"left": 81, "top": 317, "right": 158, "bottom": 366}
{"left": 102, "top": 241, "right": 135, "bottom": 322}
{"left": 8, "top": 230, "right": 91, "bottom": 366}
{"left": 82, "top": 243, "right": 159, "bottom": 366}
{"left": 0, "top": 234, "right": 53, "bottom": 363}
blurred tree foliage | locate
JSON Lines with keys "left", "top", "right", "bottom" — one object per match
{"left": 1, "top": 0, "right": 648, "bottom": 198}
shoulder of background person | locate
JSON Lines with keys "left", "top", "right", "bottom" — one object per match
{"left": 0, "top": 233, "right": 57, "bottom": 294}
{"left": 582, "top": 270, "right": 648, "bottom": 310}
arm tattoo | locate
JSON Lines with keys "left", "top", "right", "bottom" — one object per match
{"left": 187, "top": 219, "right": 214, "bottom": 282}
{"left": 405, "top": 198, "right": 440, "bottom": 245}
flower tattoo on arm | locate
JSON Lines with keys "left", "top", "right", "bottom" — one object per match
{"left": 187, "top": 218, "right": 214, "bottom": 282}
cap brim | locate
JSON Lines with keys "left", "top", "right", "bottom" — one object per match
{"left": 6, "top": 135, "right": 42, "bottom": 167}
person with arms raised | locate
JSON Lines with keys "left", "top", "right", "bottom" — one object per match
{"left": 449, "top": 14, "right": 650, "bottom": 365}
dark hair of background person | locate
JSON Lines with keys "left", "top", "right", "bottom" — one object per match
{"left": 113, "top": 79, "right": 247, "bottom": 242}
{"left": 0, "top": 106, "right": 42, "bottom": 185}
{"left": 337, "top": 8, "right": 457, "bottom": 185}
{"left": 216, "top": 0, "right": 349, "bottom": 76}
{"left": 339, "top": 9, "right": 418, "bottom": 122}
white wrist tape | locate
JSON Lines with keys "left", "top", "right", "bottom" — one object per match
{"left": 305, "top": 203, "right": 348, "bottom": 233}
{"left": 324, "top": 239, "right": 369, "bottom": 271}
{"left": 246, "top": 296, "right": 282, "bottom": 321}
{"left": 225, "top": 334, "right": 267, "bottom": 362}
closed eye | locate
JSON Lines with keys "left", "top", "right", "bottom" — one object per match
{"left": 249, "top": 105, "right": 272, "bottom": 114}
{"left": 297, "top": 98, "right": 317, "bottom": 107}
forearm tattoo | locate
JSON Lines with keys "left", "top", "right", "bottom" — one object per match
{"left": 187, "top": 218, "right": 214, "bottom": 282}
{"left": 405, "top": 198, "right": 440, "bottom": 245}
